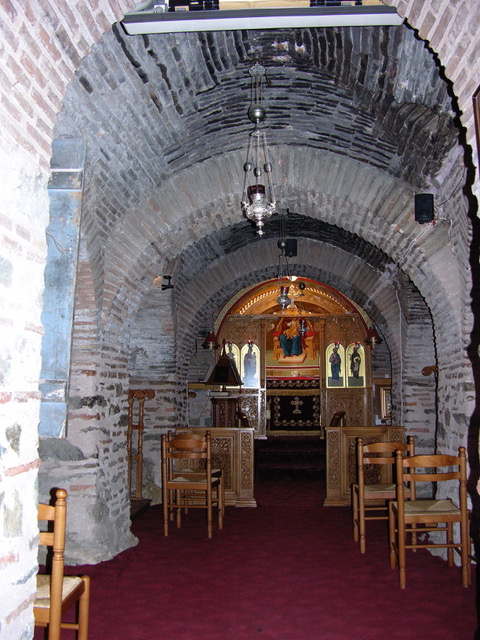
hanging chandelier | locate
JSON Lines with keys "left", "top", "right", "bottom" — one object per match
{"left": 241, "top": 63, "right": 276, "bottom": 236}
{"left": 276, "top": 285, "right": 291, "bottom": 310}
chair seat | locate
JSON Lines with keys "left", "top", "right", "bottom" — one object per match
{"left": 364, "top": 483, "right": 396, "bottom": 493}
{"left": 173, "top": 468, "right": 222, "bottom": 478}
{"left": 169, "top": 475, "right": 217, "bottom": 484}
{"left": 35, "top": 575, "right": 84, "bottom": 608}
{"left": 397, "top": 498, "right": 459, "bottom": 516}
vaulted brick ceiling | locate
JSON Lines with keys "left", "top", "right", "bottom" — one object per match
{"left": 54, "top": 21, "right": 458, "bottom": 339}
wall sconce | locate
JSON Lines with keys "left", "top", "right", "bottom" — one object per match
{"left": 422, "top": 365, "right": 438, "bottom": 377}
{"left": 203, "top": 330, "right": 219, "bottom": 350}
{"left": 365, "top": 327, "right": 382, "bottom": 349}
{"left": 161, "top": 275, "right": 174, "bottom": 290}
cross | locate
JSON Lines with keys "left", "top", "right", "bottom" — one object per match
{"left": 291, "top": 396, "right": 303, "bottom": 415}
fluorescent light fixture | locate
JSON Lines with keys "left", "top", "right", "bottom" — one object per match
{"left": 121, "top": 6, "right": 403, "bottom": 35}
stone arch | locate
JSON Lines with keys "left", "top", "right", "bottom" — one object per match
{"left": 21, "top": 5, "right": 480, "bottom": 162}
{"left": 44, "top": 9, "right": 473, "bottom": 466}
{"left": 51, "top": 5, "right": 475, "bottom": 553}
{"left": 127, "top": 234, "right": 435, "bottom": 440}
{"left": 2, "top": 3, "right": 478, "bottom": 176}
{"left": 103, "top": 149, "right": 461, "bottom": 320}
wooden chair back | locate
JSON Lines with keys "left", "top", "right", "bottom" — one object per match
{"left": 36, "top": 490, "right": 68, "bottom": 638}
{"left": 164, "top": 431, "right": 212, "bottom": 473}
{"left": 35, "top": 488, "right": 90, "bottom": 640}
{"left": 161, "top": 430, "right": 223, "bottom": 538}
{"left": 357, "top": 436, "right": 415, "bottom": 488}
{"left": 389, "top": 446, "right": 470, "bottom": 588}
{"left": 352, "top": 436, "right": 415, "bottom": 553}
{"left": 360, "top": 436, "right": 415, "bottom": 467}
{"left": 395, "top": 447, "right": 467, "bottom": 507}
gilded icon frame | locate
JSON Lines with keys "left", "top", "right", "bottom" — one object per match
{"left": 380, "top": 386, "right": 392, "bottom": 420}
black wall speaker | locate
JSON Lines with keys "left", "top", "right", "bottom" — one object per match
{"left": 414, "top": 193, "right": 434, "bottom": 224}
{"left": 285, "top": 238, "right": 297, "bottom": 257}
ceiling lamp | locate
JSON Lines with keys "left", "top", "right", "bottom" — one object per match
{"left": 241, "top": 63, "right": 276, "bottom": 236}
{"left": 121, "top": 3, "right": 403, "bottom": 35}
{"left": 277, "top": 285, "right": 292, "bottom": 310}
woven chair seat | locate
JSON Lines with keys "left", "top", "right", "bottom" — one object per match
{"left": 35, "top": 575, "right": 84, "bottom": 608}
{"left": 403, "top": 499, "right": 459, "bottom": 515}
{"left": 364, "top": 483, "right": 396, "bottom": 493}
{"left": 170, "top": 475, "right": 211, "bottom": 483}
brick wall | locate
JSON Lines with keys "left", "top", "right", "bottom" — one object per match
{"left": 390, "top": 0, "right": 480, "bottom": 189}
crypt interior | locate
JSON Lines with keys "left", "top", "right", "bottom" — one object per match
{"left": 38, "top": 2, "right": 479, "bottom": 561}
{"left": 1, "top": 1, "right": 480, "bottom": 638}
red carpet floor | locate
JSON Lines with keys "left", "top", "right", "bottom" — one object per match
{"left": 42, "top": 472, "right": 477, "bottom": 639}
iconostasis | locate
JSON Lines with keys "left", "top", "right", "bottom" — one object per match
{"left": 205, "top": 278, "right": 376, "bottom": 436}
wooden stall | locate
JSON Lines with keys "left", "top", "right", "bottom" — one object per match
{"left": 324, "top": 424, "right": 406, "bottom": 506}
{"left": 178, "top": 426, "right": 257, "bottom": 507}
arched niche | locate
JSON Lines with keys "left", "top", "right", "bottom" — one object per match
{"left": 188, "top": 277, "right": 390, "bottom": 436}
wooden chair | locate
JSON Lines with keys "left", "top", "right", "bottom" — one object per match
{"left": 35, "top": 488, "right": 90, "bottom": 640}
{"left": 161, "top": 430, "right": 224, "bottom": 538}
{"left": 388, "top": 446, "right": 470, "bottom": 588}
{"left": 171, "top": 432, "right": 226, "bottom": 499}
{"left": 352, "top": 436, "right": 415, "bottom": 553}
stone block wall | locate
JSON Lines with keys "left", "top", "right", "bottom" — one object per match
{"left": 0, "top": 2, "right": 132, "bottom": 638}
{"left": 0, "top": 137, "right": 49, "bottom": 640}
